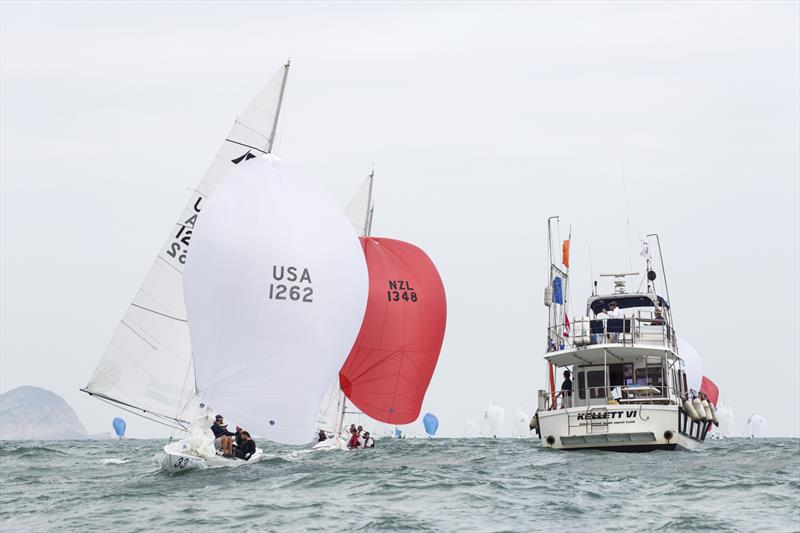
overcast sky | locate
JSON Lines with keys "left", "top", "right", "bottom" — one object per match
{"left": 2, "top": 1, "right": 798, "bottom": 438}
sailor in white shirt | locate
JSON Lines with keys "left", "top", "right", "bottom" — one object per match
{"left": 608, "top": 301, "right": 623, "bottom": 319}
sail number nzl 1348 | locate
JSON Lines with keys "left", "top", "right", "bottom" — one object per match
{"left": 388, "top": 280, "right": 417, "bottom": 302}
{"left": 269, "top": 265, "right": 313, "bottom": 303}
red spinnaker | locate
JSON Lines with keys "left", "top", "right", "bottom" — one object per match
{"left": 339, "top": 237, "right": 447, "bottom": 424}
{"left": 700, "top": 376, "right": 719, "bottom": 406}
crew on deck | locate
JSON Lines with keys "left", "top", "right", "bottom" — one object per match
{"left": 211, "top": 415, "right": 236, "bottom": 457}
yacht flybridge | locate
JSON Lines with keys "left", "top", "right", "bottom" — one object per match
{"left": 530, "top": 218, "right": 717, "bottom": 452}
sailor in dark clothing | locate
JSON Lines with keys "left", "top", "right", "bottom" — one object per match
{"left": 557, "top": 370, "right": 573, "bottom": 408}
{"left": 211, "top": 415, "right": 236, "bottom": 457}
{"left": 317, "top": 430, "right": 327, "bottom": 443}
{"left": 234, "top": 431, "right": 256, "bottom": 460}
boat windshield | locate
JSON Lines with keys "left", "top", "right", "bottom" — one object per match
{"left": 588, "top": 294, "right": 668, "bottom": 315}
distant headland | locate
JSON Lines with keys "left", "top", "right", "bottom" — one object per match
{"left": 0, "top": 386, "right": 106, "bottom": 440}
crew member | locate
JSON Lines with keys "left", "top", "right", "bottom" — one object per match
{"left": 211, "top": 415, "right": 236, "bottom": 457}
{"left": 234, "top": 431, "right": 256, "bottom": 460}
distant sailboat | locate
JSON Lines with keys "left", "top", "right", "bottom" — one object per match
{"left": 484, "top": 399, "right": 505, "bottom": 438}
{"left": 316, "top": 170, "right": 447, "bottom": 448}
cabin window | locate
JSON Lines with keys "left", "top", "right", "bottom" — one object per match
{"left": 578, "top": 372, "right": 585, "bottom": 399}
{"left": 608, "top": 364, "right": 633, "bottom": 387}
{"left": 587, "top": 370, "right": 606, "bottom": 399}
{"left": 635, "top": 366, "right": 664, "bottom": 386}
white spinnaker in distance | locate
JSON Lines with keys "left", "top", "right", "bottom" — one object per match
{"left": 677, "top": 338, "right": 703, "bottom": 393}
{"left": 183, "top": 156, "right": 369, "bottom": 445}
{"left": 485, "top": 403, "right": 505, "bottom": 437}
{"left": 83, "top": 64, "right": 290, "bottom": 425}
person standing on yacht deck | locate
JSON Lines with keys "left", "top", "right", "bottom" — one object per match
{"left": 608, "top": 302, "right": 622, "bottom": 319}
{"left": 557, "top": 370, "right": 573, "bottom": 408}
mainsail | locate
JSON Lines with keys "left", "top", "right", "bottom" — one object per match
{"left": 83, "top": 63, "right": 290, "bottom": 427}
{"left": 183, "top": 156, "right": 369, "bottom": 445}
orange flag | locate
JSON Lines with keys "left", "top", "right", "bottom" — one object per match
{"left": 562, "top": 239, "right": 570, "bottom": 268}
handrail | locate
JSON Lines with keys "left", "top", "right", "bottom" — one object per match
{"left": 543, "top": 385, "right": 683, "bottom": 411}
{"left": 546, "top": 316, "right": 678, "bottom": 353}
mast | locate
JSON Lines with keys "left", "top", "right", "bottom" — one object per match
{"left": 364, "top": 168, "right": 374, "bottom": 236}
{"left": 265, "top": 59, "right": 290, "bottom": 154}
{"left": 334, "top": 168, "right": 375, "bottom": 443}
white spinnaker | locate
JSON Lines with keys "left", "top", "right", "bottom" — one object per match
{"left": 677, "top": 338, "right": 703, "bottom": 393}
{"left": 184, "top": 156, "right": 369, "bottom": 445}
{"left": 84, "top": 64, "right": 289, "bottom": 424}
{"left": 747, "top": 414, "right": 766, "bottom": 437}
{"left": 485, "top": 403, "right": 505, "bottom": 437}
{"left": 717, "top": 404, "right": 734, "bottom": 437}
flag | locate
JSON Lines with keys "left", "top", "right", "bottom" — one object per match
{"left": 640, "top": 240, "right": 650, "bottom": 259}
{"left": 552, "top": 276, "right": 563, "bottom": 304}
{"left": 562, "top": 239, "right": 570, "bottom": 268}
{"left": 563, "top": 313, "right": 571, "bottom": 337}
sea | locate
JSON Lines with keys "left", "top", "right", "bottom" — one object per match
{"left": 1, "top": 437, "right": 798, "bottom": 532}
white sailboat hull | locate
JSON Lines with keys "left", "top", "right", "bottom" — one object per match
{"left": 311, "top": 436, "right": 348, "bottom": 451}
{"left": 536, "top": 404, "right": 707, "bottom": 452}
{"left": 160, "top": 442, "right": 263, "bottom": 473}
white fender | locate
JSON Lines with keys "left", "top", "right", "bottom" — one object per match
{"left": 691, "top": 398, "right": 706, "bottom": 422}
{"left": 700, "top": 398, "right": 714, "bottom": 422}
{"left": 684, "top": 399, "right": 701, "bottom": 421}
{"left": 708, "top": 402, "right": 719, "bottom": 425}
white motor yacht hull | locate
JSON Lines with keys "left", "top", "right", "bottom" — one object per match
{"left": 160, "top": 442, "right": 264, "bottom": 473}
{"left": 536, "top": 404, "right": 708, "bottom": 452}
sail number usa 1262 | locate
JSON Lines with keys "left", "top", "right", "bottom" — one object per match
{"left": 268, "top": 265, "right": 313, "bottom": 303}
{"left": 387, "top": 280, "right": 417, "bottom": 303}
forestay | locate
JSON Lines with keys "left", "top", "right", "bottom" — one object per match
{"left": 339, "top": 237, "right": 447, "bottom": 425}
{"left": 183, "top": 156, "right": 368, "bottom": 445}
{"left": 83, "top": 64, "right": 290, "bottom": 425}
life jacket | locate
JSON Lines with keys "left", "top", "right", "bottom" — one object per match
{"left": 347, "top": 434, "right": 360, "bottom": 448}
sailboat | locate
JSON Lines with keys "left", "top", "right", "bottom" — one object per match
{"left": 314, "top": 170, "right": 448, "bottom": 449}
{"left": 82, "top": 62, "right": 369, "bottom": 471}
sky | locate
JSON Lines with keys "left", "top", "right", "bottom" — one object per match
{"left": 1, "top": 1, "right": 798, "bottom": 438}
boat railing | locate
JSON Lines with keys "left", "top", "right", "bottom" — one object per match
{"left": 541, "top": 385, "right": 679, "bottom": 411}
{"left": 546, "top": 316, "right": 677, "bottom": 353}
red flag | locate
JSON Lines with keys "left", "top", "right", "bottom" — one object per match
{"left": 563, "top": 313, "right": 570, "bottom": 337}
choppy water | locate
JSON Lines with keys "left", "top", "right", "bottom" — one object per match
{"left": 1, "top": 438, "right": 798, "bottom": 532}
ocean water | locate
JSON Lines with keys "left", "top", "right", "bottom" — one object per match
{"left": 0, "top": 437, "right": 798, "bottom": 532}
